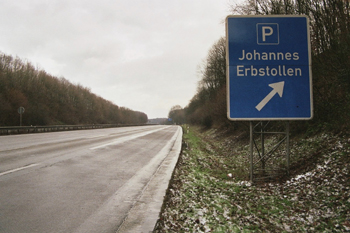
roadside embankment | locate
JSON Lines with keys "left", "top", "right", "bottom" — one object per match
{"left": 154, "top": 125, "right": 350, "bottom": 232}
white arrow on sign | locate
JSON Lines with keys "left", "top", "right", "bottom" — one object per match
{"left": 255, "top": 81, "right": 285, "bottom": 111}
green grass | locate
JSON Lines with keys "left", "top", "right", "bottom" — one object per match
{"left": 154, "top": 125, "right": 350, "bottom": 232}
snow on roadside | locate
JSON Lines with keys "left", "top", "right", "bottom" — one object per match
{"left": 155, "top": 130, "right": 350, "bottom": 232}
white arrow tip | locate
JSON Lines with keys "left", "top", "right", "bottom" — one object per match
{"left": 269, "top": 81, "right": 285, "bottom": 97}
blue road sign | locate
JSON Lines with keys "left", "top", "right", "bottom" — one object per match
{"left": 226, "top": 15, "right": 313, "bottom": 120}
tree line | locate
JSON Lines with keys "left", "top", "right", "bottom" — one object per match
{"left": 169, "top": 0, "right": 350, "bottom": 132}
{"left": 0, "top": 53, "right": 148, "bottom": 126}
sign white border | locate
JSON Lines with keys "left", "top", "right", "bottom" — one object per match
{"left": 226, "top": 15, "right": 313, "bottom": 121}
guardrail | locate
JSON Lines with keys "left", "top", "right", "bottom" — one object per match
{"left": 0, "top": 124, "right": 145, "bottom": 136}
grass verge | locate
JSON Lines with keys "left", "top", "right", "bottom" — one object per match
{"left": 154, "top": 125, "right": 350, "bottom": 232}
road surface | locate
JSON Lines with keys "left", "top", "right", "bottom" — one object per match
{"left": 0, "top": 125, "right": 182, "bottom": 233}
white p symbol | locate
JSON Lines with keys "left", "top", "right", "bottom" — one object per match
{"left": 262, "top": 26, "right": 273, "bottom": 42}
{"left": 257, "top": 23, "right": 279, "bottom": 45}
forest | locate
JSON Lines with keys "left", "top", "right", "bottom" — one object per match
{"left": 169, "top": 0, "right": 350, "bottom": 133}
{"left": 0, "top": 53, "right": 148, "bottom": 126}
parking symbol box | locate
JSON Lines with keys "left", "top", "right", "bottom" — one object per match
{"left": 226, "top": 15, "right": 313, "bottom": 121}
{"left": 257, "top": 23, "right": 279, "bottom": 45}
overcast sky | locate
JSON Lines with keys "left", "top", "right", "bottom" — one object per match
{"left": 0, "top": 0, "right": 235, "bottom": 119}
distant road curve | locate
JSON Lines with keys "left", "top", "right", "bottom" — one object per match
{"left": 0, "top": 125, "right": 182, "bottom": 233}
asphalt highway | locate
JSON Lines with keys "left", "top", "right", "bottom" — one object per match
{"left": 0, "top": 125, "right": 182, "bottom": 233}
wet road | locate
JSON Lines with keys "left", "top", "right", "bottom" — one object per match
{"left": 0, "top": 125, "right": 181, "bottom": 233}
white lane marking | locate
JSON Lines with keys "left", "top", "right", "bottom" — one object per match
{"left": 0, "top": 163, "right": 39, "bottom": 177}
{"left": 89, "top": 126, "right": 170, "bottom": 150}
{"left": 75, "top": 126, "right": 179, "bottom": 233}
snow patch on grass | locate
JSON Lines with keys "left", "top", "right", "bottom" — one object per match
{"left": 154, "top": 127, "right": 350, "bottom": 232}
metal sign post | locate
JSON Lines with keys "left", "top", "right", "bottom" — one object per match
{"left": 249, "top": 121, "right": 290, "bottom": 182}
{"left": 18, "top": 107, "right": 25, "bottom": 126}
{"left": 226, "top": 15, "right": 312, "bottom": 182}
